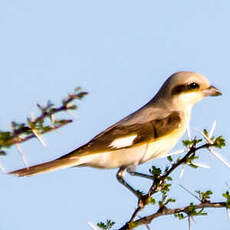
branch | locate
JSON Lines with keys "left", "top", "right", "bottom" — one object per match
{"left": 0, "top": 87, "right": 88, "bottom": 155}
{"left": 149, "top": 143, "right": 211, "bottom": 196}
{"left": 126, "top": 142, "right": 211, "bottom": 224}
{"left": 119, "top": 202, "right": 226, "bottom": 230}
{"left": 116, "top": 133, "right": 227, "bottom": 230}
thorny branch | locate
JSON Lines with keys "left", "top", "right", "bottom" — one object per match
{"left": 0, "top": 87, "right": 88, "bottom": 155}
{"left": 119, "top": 202, "right": 226, "bottom": 230}
{"left": 115, "top": 134, "right": 228, "bottom": 230}
{"left": 124, "top": 143, "right": 212, "bottom": 225}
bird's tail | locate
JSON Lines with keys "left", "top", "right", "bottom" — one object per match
{"left": 8, "top": 157, "right": 81, "bottom": 177}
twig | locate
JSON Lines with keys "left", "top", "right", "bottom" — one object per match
{"left": 0, "top": 88, "right": 87, "bottom": 153}
{"left": 119, "top": 202, "right": 226, "bottom": 229}
{"left": 120, "top": 142, "right": 213, "bottom": 229}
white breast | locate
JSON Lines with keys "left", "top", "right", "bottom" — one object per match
{"left": 139, "top": 134, "right": 182, "bottom": 164}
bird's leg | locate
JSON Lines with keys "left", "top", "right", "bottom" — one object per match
{"left": 127, "top": 167, "right": 154, "bottom": 180}
{"left": 116, "top": 168, "right": 142, "bottom": 198}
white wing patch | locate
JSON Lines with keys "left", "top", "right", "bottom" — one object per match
{"left": 109, "top": 135, "right": 137, "bottom": 149}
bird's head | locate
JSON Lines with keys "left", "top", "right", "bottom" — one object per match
{"left": 155, "top": 71, "right": 222, "bottom": 110}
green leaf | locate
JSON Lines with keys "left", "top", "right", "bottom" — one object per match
{"left": 182, "top": 138, "right": 202, "bottom": 147}
{"left": 166, "top": 176, "right": 172, "bottom": 181}
{"left": 0, "top": 131, "right": 11, "bottom": 141}
{"left": 97, "top": 220, "right": 115, "bottom": 230}
{"left": 223, "top": 191, "right": 230, "bottom": 208}
{"left": 136, "top": 190, "right": 144, "bottom": 196}
{"left": 149, "top": 197, "right": 156, "bottom": 205}
{"left": 214, "top": 136, "right": 226, "bottom": 149}
{"left": 196, "top": 190, "right": 213, "bottom": 202}
{"left": 203, "top": 129, "right": 209, "bottom": 137}
{"left": 223, "top": 191, "right": 230, "bottom": 199}
{"left": 0, "top": 131, "right": 12, "bottom": 147}
{"left": 167, "top": 156, "right": 173, "bottom": 162}
{"left": 165, "top": 198, "right": 176, "bottom": 205}
{"left": 186, "top": 203, "right": 207, "bottom": 217}
{"left": 188, "top": 163, "right": 198, "bottom": 169}
{"left": 174, "top": 213, "right": 185, "bottom": 220}
{"left": 182, "top": 139, "right": 193, "bottom": 147}
{"left": 149, "top": 166, "right": 162, "bottom": 179}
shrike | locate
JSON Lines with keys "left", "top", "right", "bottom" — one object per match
{"left": 9, "top": 71, "right": 221, "bottom": 182}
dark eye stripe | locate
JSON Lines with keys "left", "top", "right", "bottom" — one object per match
{"left": 171, "top": 83, "right": 200, "bottom": 95}
{"left": 171, "top": 85, "right": 187, "bottom": 95}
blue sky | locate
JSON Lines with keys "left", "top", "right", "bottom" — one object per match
{"left": 0, "top": 1, "right": 230, "bottom": 229}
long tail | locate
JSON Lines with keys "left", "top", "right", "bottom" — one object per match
{"left": 8, "top": 157, "right": 81, "bottom": 177}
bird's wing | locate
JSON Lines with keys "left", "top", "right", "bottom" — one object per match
{"left": 59, "top": 111, "right": 182, "bottom": 159}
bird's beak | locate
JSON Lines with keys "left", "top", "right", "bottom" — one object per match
{"left": 203, "top": 85, "right": 222, "bottom": 97}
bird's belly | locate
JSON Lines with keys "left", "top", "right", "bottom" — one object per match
{"left": 80, "top": 144, "right": 148, "bottom": 169}
{"left": 139, "top": 137, "right": 178, "bottom": 164}
{"left": 140, "top": 128, "right": 185, "bottom": 163}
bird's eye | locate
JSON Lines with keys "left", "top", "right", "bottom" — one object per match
{"left": 188, "top": 82, "right": 199, "bottom": 89}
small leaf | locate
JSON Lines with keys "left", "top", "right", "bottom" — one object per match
{"left": 214, "top": 136, "right": 226, "bottom": 149}
{"left": 150, "top": 197, "right": 156, "bottom": 205}
{"left": 196, "top": 190, "right": 213, "bottom": 202}
{"left": 223, "top": 191, "right": 230, "bottom": 208}
{"left": 167, "top": 156, "right": 173, "bottom": 162}
{"left": 149, "top": 166, "right": 162, "bottom": 179}
{"left": 203, "top": 129, "right": 209, "bottom": 137}
{"left": 166, "top": 176, "right": 172, "bottom": 181}
{"left": 182, "top": 140, "right": 193, "bottom": 147}
{"left": 174, "top": 213, "right": 185, "bottom": 220}
{"left": 97, "top": 220, "right": 115, "bottom": 230}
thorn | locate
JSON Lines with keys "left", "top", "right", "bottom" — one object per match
{"left": 28, "top": 112, "right": 48, "bottom": 147}
{"left": 16, "top": 144, "right": 30, "bottom": 169}
{"left": 187, "top": 124, "right": 191, "bottom": 141}
{"left": 50, "top": 114, "right": 61, "bottom": 134}
{"left": 88, "top": 222, "right": 99, "bottom": 230}
{"left": 0, "top": 159, "right": 7, "bottom": 174}
{"left": 227, "top": 208, "right": 230, "bottom": 220}
{"left": 188, "top": 216, "right": 191, "bottom": 230}
{"left": 51, "top": 114, "right": 56, "bottom": 125}
{"left": 208, "top": 148, "right": 230, "bottom": 168}
{"left": 197, "top": 129, "right": 214, "bottom": 144}
{"left": 165, "top": 149, "right": 185, "bottom": 158}
{"left": 10, "top": 122, "right": 16, "bottom": 133}
{"left": 10, "top": 123, "right": 30, "bottom": 169}
{"left": 31, "top": 128, "right": 47, "bottom": 147}
{"left": 209, "top": 120, "right": 216, "bottom": 138}
{"left": 192, "top": 161, "right": 210, "bottom": 169}
{"left": 179, "top": 165, "right": 185, "bottom": 178}
{"left": 178, "top": 184, "right": 201, "bottom": 201}
{"left": 30, "top": 111, "right": 36, "bottom": 122}
{"left": 66, "top": 110, "right": 76, "bottom": 118}
{"left": 191, "top": 215, "right": 196, "bottom": 224}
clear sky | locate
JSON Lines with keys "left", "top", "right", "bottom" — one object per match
{"left": 0, "top": 1, "right": 230, "bottom": 229}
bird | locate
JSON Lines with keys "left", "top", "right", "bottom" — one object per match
{"left": 9, "top": 71, "right": 221, "bottom": 186}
